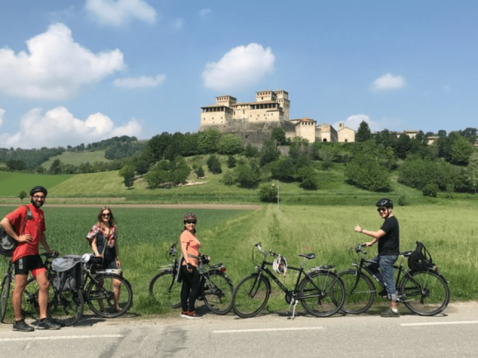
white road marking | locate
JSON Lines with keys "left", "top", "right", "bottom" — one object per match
{"left": 401, "top": 321, "right": 478, "bottom": 327}
{"left": 213, "top": 327, "right": 323, "bottom": 334}
{"left": 0, "top": 334, "right": 124, "bottom": 342}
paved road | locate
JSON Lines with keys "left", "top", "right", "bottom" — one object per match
{"left": 1, "top": 302, "right": 477, "bottom": 358}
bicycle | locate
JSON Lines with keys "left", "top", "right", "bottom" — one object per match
{"left": 232, "top": 243, "right": 345, "bottom": 319}
{"left": 1, "top": 252, "right": 84, "bottom": 326}
{"left": 81, "top": 254, "right": 133, "bottom": 318}
{"left": 149, "top": 243, "right": 234, "bottom": 315}
{"left": 338, "top": 243, "right": 450, "bottom": 316}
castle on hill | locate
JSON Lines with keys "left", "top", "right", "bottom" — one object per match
{"left": 199, "top": 89, "right": 356, "bottom": 144}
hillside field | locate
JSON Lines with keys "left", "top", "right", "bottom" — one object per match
{"left": 0, "top": 171, "right": 71, "bottom": 197}
{"left": 0, "top": 204, "right": 474, "bottom": 318}
{"left": 41, "top": 150, "right": 110, "bottom": 168}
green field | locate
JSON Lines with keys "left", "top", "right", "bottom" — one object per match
{"left": 0, "top": 204, "right": 474, "bottom": 319}
{"left": 0, "top": 172, "right": 71, "bottom": 197}
{"left": 41, "top": 150, "right": 110, "bottom": 168}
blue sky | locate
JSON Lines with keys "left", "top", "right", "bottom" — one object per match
{"left": 0, "top": 0, "right": 477, "bottom": 149}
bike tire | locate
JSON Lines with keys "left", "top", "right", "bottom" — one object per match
{"left": 85, "top": 273, "right": 133, "bottom": 318}
{"left": 300, "top": 270, "right": 345, "bottom": 317}
{"left": 399, "top": 270, "right": 450, "bottom": 316}
{"left": 149, "top": 270, "right": 181, "bottom": 309}
{"left": 337, "top": 270, "right": 376, "bottom": 314}
{"left": 232, "top": 274, "right": 270, "bottom": 318}
{"left": 47, "top": 288, "right": 84, "bottom": 326}
{"left": 0, "top": 274, "right": 11, "bottom": 323}
{"left": 202, "top": 270, "right": 234, "bottom": 315}
{"left": 21, "top": 277, "right": 40, "bottom": 319}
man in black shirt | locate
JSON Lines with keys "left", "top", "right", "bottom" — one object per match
{"left": 354, "top": 198, "right": 400, "bottom": 317}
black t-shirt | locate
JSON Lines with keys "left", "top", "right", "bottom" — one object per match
{"left": 378, "top": 215, "right": 399, "bottom": 255}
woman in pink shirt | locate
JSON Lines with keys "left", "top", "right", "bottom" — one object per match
{"left": 179, "top": 213, "right": 204, "bottom": 319}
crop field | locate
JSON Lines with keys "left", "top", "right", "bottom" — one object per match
{"left": 0, "top": 172, "right": 71, "bottom": 197}
{"left": 41, "top": 150, "right": 110, "bottom": 168}
{"left": 0, "top": 204, "right": 475, "bottom": 320}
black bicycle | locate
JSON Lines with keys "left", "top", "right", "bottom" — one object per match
{"left": 338, "top": 243, "right": 450, "bottom": 316}
{"left": 232, "top": 243, "right": 345, "bottom": 319}
{"left": 0, "top": 253, "right": 85, "bottom": 326}
{"left": 81, "top": 255, "right": 133, "bottom": 318}
{"left": 149, "top": 243, "right": 234, "bottom": 315}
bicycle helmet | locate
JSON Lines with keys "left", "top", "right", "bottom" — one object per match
{"left": 183, "top": 213, "right": 197, "bottom": 222}
{"left": 272, "top": 255, "right": 287, "bottom": 276}
{"left": 376, "top": 198, "right": 393, "bottom": 208}
{"left": 30, "top": 185, "right": 48, "bottom": 197}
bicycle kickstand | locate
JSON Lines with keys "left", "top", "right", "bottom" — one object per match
{"left": 287, "top": 299, "right": 299, "bottom": 320}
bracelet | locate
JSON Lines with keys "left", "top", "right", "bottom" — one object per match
{"left": 361, "top": 229, "right": 364, "bottom": 233}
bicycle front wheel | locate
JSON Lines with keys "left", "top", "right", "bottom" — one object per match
{"left": 232, "top": 274, "right": 270, "bottom": 318}
{"left": 48, "top": 289, "right": 84, "bottom": 326}
{"left": 85, "top": 273, "right": 133, "bottom": 318}
{"left": 0, "top": 274, "right": 11, "bottom": 323}
{"left": 399, "top": 270, "right": 450, "bottom": 316}
{"left": 337, "top": 270, "right": 376, "bottom": 314}
{"left": 149, "top": 270, "right": 181, "bottom": 309}
{"left": 202, "top": 270, "right": 234, "bottom": 315}
{"left": 300, "top": 271, "right": 345, "bottom": 317}
{"left": 21, "top": 277, "right": 40, "bottom": 320}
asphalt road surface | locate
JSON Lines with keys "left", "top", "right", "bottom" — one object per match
{"left": 1, "top": 302, "right": 477, "bottom": 358}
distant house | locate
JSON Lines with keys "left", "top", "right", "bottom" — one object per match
{"left": 337, "top": 123, "right": 355, "bottom": 143}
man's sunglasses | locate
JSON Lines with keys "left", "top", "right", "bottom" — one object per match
{"left": 377, "top": 207, "right": 387, "bottom": 213}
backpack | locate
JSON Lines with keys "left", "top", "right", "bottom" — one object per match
{"left": 0, "top": 206, "right": 33, "bottom": 257}
{"left": 52, "top": 255, "right": 84, "bottom": 292}
{"left": 408, "top": 241, "right": 435, "bottom": 272}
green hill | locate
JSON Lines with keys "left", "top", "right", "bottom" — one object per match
{"left": 0, "top": 172, "right": 71, "bottom": 196}
{"left": 41, "top": 150, "right": 110, "bottom": 168}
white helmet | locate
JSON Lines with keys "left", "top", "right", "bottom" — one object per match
{"left": 272, "top": 255, "right": 287, "bottom": 276}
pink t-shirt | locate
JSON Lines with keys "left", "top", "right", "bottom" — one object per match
{"left": 180, "top": 230, "right": 201, "bottom": 267}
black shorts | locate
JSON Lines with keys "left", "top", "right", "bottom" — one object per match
{"left": 14, "top": 255, "right": 46, "bottom": 276}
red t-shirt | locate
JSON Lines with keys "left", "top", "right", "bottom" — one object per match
{"left": 5, "top": 204, "right": 46, "bottom": 262}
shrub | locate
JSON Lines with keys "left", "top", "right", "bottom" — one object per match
{"left": 259, "top": 184, "right": 278, "bottom": 202}
{"left": 222, "top": 171, "right": 235, "bottom": 186}
{"left": 422, "top": 183, "right": 439, "bottom": 197}
{"left": 398, "top": 193, "right": 408, "bottom": 206}
{"left": 207, "top": 155, "right": 222, "bottom": 174}
{"left": 196, "top": 166, "right": 205, "bottom": 178}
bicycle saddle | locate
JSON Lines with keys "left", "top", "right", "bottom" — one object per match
{"left": 298, "top": 253, "right": 316, "bottom": 260}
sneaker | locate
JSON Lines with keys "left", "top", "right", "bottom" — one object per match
{"left": 378, "top": 289, "right": 388, "bottom": 298}
{"left": 13, "top": 320, "right": 34, "bottom": 332}
{"left": 185, "top": 311, "right": 202, "bottom": 320}
{"left": 180, "top": 311, "right": 190, "bottom": 318}
{"left": 381, "top": 308, "right": 400, "bottom": 318}
{"left": 36, "top": 319, "right": 61, "bottom": 330}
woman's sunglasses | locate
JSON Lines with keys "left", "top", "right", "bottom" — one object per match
{"left": 185, "top": 220, "right": 196, "bottom": 224}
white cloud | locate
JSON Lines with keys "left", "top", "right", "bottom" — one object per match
{"left": 334, "top": 114, "right": 401, "bottom": 132}
{"left": 199, "top": 9, "right": 212, "bottom": 18}
{"left": 202, "top": 43, "right": 275, "bottom": 91}
{"left": 0, "top": 108, "right": 4, "bottom": 128}
{"left": 85, "top": 0, "right": 156, "bottom": 26}
{"left": 114, "top": 74, "right": 166, "bottom": 89}
{"left": 0, "top": 107, "right": 143, "bottom": 149}
{"left": 371, "top": 73, "right": 406, "bottom": 91}
{"left": 0, "top": 23, "right": 124, "bottom": 100}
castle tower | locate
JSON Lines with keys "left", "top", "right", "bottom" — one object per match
{"left": 275, "top": 90, "right": 290, "bottom": 121}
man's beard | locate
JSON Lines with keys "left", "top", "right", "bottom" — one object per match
{"left": 31, "top": 198, "right": 44, "bottom": 208}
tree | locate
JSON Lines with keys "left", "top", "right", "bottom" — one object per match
{"left": 227, "top": 155, "right": 236, "bottom": 168}
{"left": 135, "top": 158, "right": 150, "bottom": 177}
{"left": 244, "top": 144, "right": 259, "bottom": 158}
{"left": 196, "top": 166, "right": 205, "bottom": 178}
{"left": 19, "top": 190, "right": 27, "bottom": 202}
{"left": 298, "top": 167, "right": 320, "bottom": 190}
{"left": 217, "top": 134, "right": 243, "bottom": 154}
{"left": 259, "top": 184, "right": 278, "bottom": 202}
{"left": 466, "top": 151, "right": 478, "bottom": 193}
{"left": 345, "top": 153, "right": 391, "bottom": 192}
{"left": 271, "top": 127, "right": 287, "bottom": 145}
{"left": 49, "top": 159, "right": 62, "bottom": 174}
{"left": 207, "top": 155, "right": 222, "bottom": 174}
{"left": 259, "top": 139, "right": 279, "bottom": 167}
{"left": 235, "top": 162, "right": 261, "bottom": 188}
{"left": 356, "top": 121, "right": 372, "bottom": 142}
{"left": 119, "top": 165, "right": 136, "bottom": 189}
{"left": 450, "top": 133, "right": 473, "bottom": 165}
{"left": 197, "top": 129, "right": 221, "bottom": 154}
{"left": 147, "top": 132, "right": 172, "bottom": 161}
{"left": 395, "top": 133, "right": 411, "bottom": 159}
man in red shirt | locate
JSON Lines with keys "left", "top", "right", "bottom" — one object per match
{"left": 1, "top": 186, "right": 60, "bottom": 332}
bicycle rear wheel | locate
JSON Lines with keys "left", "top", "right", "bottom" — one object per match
{"left": 300, "top": 271, "right": 345, "bottom": 317}
{"left": 85, "top": 273, "right": 133, "bottom": 318}
{"left": 149, "top": 270, "right": 181, "bottom": 309}
{"left": 399, "top": 270, "right": 450, "bottom": 316}
{"left": 232, "top": 274, "right": 270, "bottom": 318}
{"left": 48, "top": 289, "right": 84, "bottom": 326}
{"left": 337, "top": 270, "right": 376, "bottom": 314}
{"left": 21, "top": 277, "right": 40, "bottom": 319}
{"left": 202, "top": 270, "right": 233, "bottom": 315}
{"left": 0, "top": 274, "right": 11, "bottom": 323}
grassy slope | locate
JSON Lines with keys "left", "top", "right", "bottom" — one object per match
{"left": 41, "top": 150, "right": 110, "bottom": 168}
{"left": 0, "top": 171, "right": 71, "bottom": 196}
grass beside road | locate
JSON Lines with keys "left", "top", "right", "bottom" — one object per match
{"left": 1, "top": 204, "right": 474, "bottom": 319}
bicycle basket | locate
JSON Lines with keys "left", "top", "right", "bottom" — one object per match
{"left": 52, "top": 255, "right": 83, "bottom": 292}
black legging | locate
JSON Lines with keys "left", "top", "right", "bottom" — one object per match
{"left": 180, "top": 265, "right": 201, "bottom": 312}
